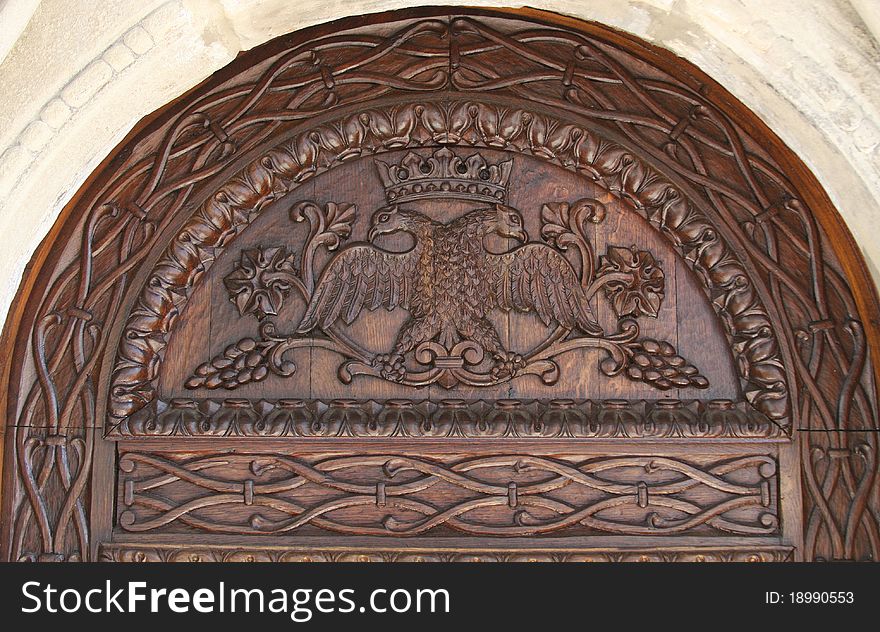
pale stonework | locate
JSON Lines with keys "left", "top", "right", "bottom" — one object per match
{"left": 0, "top": 0, "right": 879, "bottom": 330}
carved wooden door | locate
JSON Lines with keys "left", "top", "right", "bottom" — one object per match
{"left": 3, "top": 8, "right": 878, "bottom": 562}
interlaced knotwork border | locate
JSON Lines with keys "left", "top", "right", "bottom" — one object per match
{"left": 1, "top": 8, "right": 877, "bottom": 561}
{"left": 117, "top": 452, "right": 778, "bottom": 537}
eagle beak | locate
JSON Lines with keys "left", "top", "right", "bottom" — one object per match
{"left": 368, "top": 226, "right": 380, "bottom": 242}
{"left": 512, "top": 228, "right": 528, "bottom": 243}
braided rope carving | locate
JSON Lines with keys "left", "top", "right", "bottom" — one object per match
{"left": 119, "top": 452, "right": 778, "bottom": 537}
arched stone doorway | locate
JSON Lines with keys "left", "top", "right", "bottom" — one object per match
{"left": 1, "top": 7, "right": 877, "bottom": 562}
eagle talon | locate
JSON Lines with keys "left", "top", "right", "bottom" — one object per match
{"left": 373, "top": 353, "right": 406, "bottom": 382}
{"left": 491, "top": 352, "right": 526, "bottom": 380}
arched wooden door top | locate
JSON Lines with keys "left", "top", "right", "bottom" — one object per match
{"left": 1, "top": 7, "right": 877, "bottom": 562}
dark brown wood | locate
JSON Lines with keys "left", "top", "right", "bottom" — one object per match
{"left": 114, "top": 444, "right": 778, "bottom": 537}
{"left": 99, "top": 541, "right": 795, "bottom": 562}
{"left": 0, "top": 7, "right": 877, "bottom": 562}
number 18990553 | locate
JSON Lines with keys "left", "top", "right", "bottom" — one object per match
{"left": 771, "top": 592, "right": 855, "bottom": 604}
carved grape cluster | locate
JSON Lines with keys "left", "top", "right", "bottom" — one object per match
{"left": 373, "top": 353, "right": 406, "bottom": 381}
{"left": 185, "top": 337, "right": 273, "bottom": 389}
{"left": 622, "top": 339, "right": 708, "bottom": 390}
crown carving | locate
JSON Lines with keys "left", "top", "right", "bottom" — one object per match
{"left": 376, "top": 148, "right": 512, "bottom": 204}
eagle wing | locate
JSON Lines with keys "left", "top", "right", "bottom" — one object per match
{"left": 488, "top": 243, "right": 603, "bottom": 335}
{"left": 296, "top": 244, "right": 418, "bottom": 333}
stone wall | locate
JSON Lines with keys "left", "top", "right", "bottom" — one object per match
{"left": 1, "top": 0, "right": 879, "bottom": 328}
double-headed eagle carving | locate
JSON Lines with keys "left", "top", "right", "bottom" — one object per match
{"left": 188, "top": 149, "right": 709, "bottom": 392}
{"left": 296, "top": 204, "right": 603, "bottom": 380}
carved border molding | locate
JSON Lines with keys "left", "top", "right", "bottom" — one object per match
{"left": 114, "top": 397, "right": 784, "bottom": 439}
{"left": 109, "top": 99, "right": 788, "bottom": 426}
{"left": 99, "top": 543, "right": 795, "bottom": 562}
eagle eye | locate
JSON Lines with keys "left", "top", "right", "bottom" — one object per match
{"left": 510, "top": 214, "right": 521, "bottom": 225}
{"left": 378, "top": 213, "right": 391, "bottom": 223}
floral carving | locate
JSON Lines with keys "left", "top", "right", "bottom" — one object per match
{"left": 186, "top": 189, "right": 709, "bottom": 393}
{"left": 99, "top": 544, "right": 794, "bottom": 563}
{"left": 224, "top": 247, "right": 300, "bottom": 320}
{"left": 598, "top": 246, "right": 665, "bottom": 318}
{"left": 110, "top": 102, "right": 787, "bottom": 424}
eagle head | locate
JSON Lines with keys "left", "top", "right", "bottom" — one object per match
{"left": 482, "top": 204, "right": 528, "bottom": 243}
{"left": 367, "top": 206, "right": 426, "bottom": 242}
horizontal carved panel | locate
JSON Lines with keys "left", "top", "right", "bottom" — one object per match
{"left": 117, "top": 450, "right": 779, "bottom": 537}
{"left": 99, "top": 543, "right": 795, "bottom": 562}
{"left": 111, "top": 397, "right": 785, "bottom": 438}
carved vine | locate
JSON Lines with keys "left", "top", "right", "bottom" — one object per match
{"left": 111, "top": 103, "right": 782, "bottom": 423}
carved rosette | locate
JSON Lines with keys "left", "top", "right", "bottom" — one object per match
{"left": 224, "top": 247, "right": 300, "bottom": 320}
{"left": 598, "top": 246, "right": 665, "bottom": 318}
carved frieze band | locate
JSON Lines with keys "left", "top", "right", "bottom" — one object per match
{"left": 99, "top": 544, "right": 794, "bottom": 563}
{"left": 113, "top": 397, "right": 784, "bottom": 438}
{"left": 117, "top": 451, "right": 779, "bottom": 537}
{"left": 109, "top": 100, "right": 788, "bottom": 426}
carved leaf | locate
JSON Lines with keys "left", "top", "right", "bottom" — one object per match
{"left": 318, "top": 202, "right": 356, "bottom": 251}
{"left": 291, "top": 201, "right": 358, "bottom": 294}
{"left": 540, "top": 198, "right": 606, "bottom": 285}
{"left": 540, "top": 198, "right": 605, "bottom": 251}
{"left": 292, "top": 201, "right": 357, "bottom": 252}
{"left": 597, "top": 245, "right": 665, "bottom": 318}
